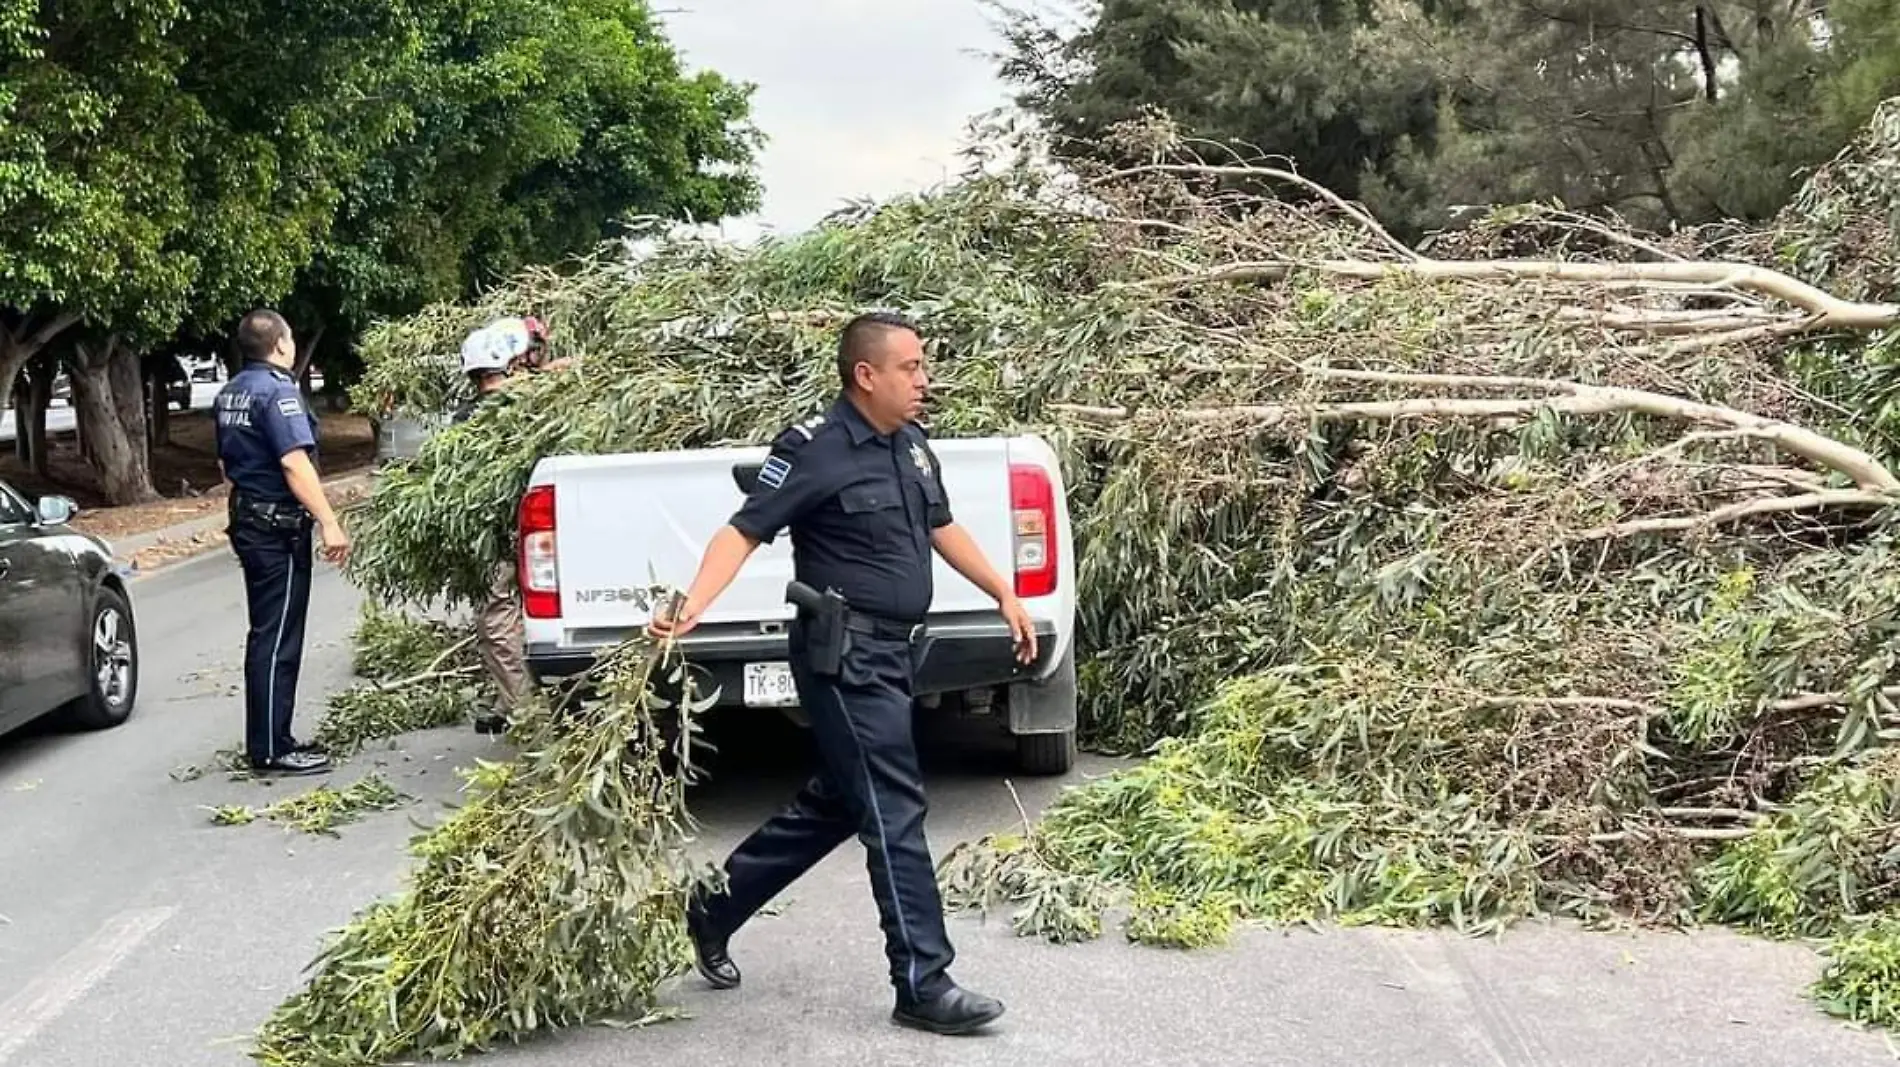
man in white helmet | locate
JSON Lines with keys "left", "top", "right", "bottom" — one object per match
{"left": 454, "top": 314, "right": 566, "bottom": 733}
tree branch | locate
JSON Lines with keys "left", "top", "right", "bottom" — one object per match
{"left": 1583, "top": 826, "right": 1758, "bottom": 843}
{"left": 1149, "top": 258, "right": 1900, "bottom": 331}
{"left": 1769, "top": 686, "right": 1900, "bottom": 714}
{"left": 1553, "top": 307, "right": 1786, "bottom": 334}
{"left": 1300, "top": 367, "right": 1897, "bottom": 490}
{"left": 1567, "top": 490, "right": 1895, "bottom": 544}
{"left": 1092, "top": 162, "right": 1420, "bottom": 262}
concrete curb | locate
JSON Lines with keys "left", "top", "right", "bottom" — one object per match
{"left": 112, "top": 471, "right": 377, "bottom": 582}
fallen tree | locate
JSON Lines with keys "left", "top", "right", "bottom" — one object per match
{"left": 252, "top": 97, "right": 1900, "bottom": 1060}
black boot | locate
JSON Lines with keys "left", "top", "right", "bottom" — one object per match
{"left": 892, "top": 986, "right": 1005, "bottom": 1035}
{"left": 687, "top": 911, "right": 740, "bottom": 990}
{"left": 473, "top": 713, "right": 508, "bottom": 735}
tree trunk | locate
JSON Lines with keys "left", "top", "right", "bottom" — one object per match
{"left": 18, "top": 357, "right": 54, "bottom": 477}
{"left": 294, "top": 323, "right": 325, "bottom": 410}
{"left": 70, "top": 336, "right": 159, "bottom": 504}
{"left": 10, "top": 377, "right": 25, "bottom": 463}
{"left": 25, "top": 366, "right": 51, "bottom": 478}
{"left": 148, "top": 369, "right": 171, "bottom": 447}
{"left": 0, "top": 334, "right": 30, "bottom": 462}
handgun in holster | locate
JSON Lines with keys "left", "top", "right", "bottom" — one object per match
{"left": 785, "top": 580, "right": 848, "bottom": 677}
{"left": 228, "top": 492, "right": 312, "bottom": 533}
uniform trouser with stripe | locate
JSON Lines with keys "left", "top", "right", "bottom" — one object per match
{"left": 231, "top": 520, "right": 312, "bottom": 765}
{"left": 695, "top": 621, "right": 956, "bottom": 1004}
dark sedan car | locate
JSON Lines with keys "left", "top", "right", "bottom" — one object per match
{"left": 0, "top": 480, "right": 139, "bottom": 735}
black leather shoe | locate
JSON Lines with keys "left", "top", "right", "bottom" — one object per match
{"left": 892, "top": 986, "right": 1005, "bottom": 1035}
{"left": 473, "top": 714, "right": 508, "bottom": 735}
{"left": 687, "top": 914, "right": 740, "bottom": 990}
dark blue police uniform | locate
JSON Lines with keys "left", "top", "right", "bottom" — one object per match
{"left": 214, "top": 360, "right": 321, "bottom": 769}
{"left": 692, "top": 392, "right": 960, "bottom": 1008}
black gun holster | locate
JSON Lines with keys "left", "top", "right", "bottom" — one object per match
{"left": 229, "top": 492, "right": 314, "bottom": 534}
{"left": 785, "top": 580, "right": 849, "bottom": 678}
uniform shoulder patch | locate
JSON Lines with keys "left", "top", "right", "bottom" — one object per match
{"left": 276, "top": 395, "right": 304, "bottom": 418}
{"left": 757, "top": 454, "right": 793, "bottom": 490}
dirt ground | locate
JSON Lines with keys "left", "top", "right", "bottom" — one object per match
{"left": 0, "top": 407, "right": 377, "bottom": 542}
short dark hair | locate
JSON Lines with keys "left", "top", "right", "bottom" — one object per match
{"left": 236, "top": 309, "right": 291, "bottom": 362}
{"left": 837, "top": 311, "right": 919, "bottom": 391}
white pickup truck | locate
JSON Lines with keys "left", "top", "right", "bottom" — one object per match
{"left": 513, "top": 432, "right": 1081, "bottom": 774}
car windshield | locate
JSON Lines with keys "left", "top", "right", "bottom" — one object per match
{"left": 0, "top": 483, "right": 34, "bottom": 525}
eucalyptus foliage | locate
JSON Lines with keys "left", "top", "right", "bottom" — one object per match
{"left": 322, "top": 104, "right": 1900, "bottom": 1041}
{"left": 208, "top": 773, "right": 412, "bottom": 837}
{"left": 313, "top": 600, "right": 487, "bottom": 757}
{"left": 251, "top": 640, "right": 714, "bottom": 1066}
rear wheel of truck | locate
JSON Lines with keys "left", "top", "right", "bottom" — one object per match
{"left": 1009, "top": 643, "right": 1078, "bottom": 775}
{"left": 1014, "top": 729, "right": 1076, "bottom": 775}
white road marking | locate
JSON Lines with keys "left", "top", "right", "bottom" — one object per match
{"left": 0, "top": 906, "right": 176, "bottom": 1065}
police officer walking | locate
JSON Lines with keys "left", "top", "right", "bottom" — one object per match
{"left": 214, "top": 309, "right": 351, "bottom": 776}
{"left": 648, "top": 311, "right": 1038, "bottom": 1035}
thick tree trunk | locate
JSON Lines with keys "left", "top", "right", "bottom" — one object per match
{"left": 70, "top": 337, "right": 159, "bottom": 504}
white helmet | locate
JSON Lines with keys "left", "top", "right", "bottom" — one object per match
{"left": 458, "top": 318, "right": 535, "bottom": 375}
{"left": 459, "top": 324, "right": 513, "bottom": 374}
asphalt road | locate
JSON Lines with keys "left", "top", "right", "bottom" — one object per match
{"left": 0, "top": 553, "right": 1895, "bottom": 1066}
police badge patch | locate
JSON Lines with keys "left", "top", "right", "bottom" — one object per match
{"left": 909, "top": 442, "right": 931, "bottom": 478}
{"left": 758, "top": 455, "right": 792, "bottom": 489}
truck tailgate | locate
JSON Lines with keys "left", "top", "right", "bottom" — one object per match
{"left": 542, "top": 438, "right": 1019, "bottom": 631}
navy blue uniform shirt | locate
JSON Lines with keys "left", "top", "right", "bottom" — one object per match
{"left": 730, "top": 394, "right": 952, "bottom": 622}
{"left": 215, "top": 360, "right": 317, "bottom": 505}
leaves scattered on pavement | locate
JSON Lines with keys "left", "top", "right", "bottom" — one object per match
{"left": 206, "top": 773, "right": 412, "bottom": 837}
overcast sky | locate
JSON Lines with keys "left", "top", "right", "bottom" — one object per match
{"left": 660, "top": 1, "right": 1018, "bottom": 243}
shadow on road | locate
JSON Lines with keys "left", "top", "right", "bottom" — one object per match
{"left": 667, "top": 704, "right": 1033, "bottom": 824}
{"left": 0, "top": 714, "right": 77, "bottom": 773}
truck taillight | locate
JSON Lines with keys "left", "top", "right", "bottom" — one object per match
{"left": 1009, "top": 462, "right": 1057, "bottom": 598}
{"left": 518, "top": 484, "right": 560, "bottom": 618}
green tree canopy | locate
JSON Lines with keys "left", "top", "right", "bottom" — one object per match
{"left": 285, "top": 0, "right": 763, "bottom": 385}
{"left": 995, "top": 0, "right": 1900, "bottom": 236}
{"left": 0, "top": 0, "right": 760, "bottom": 502}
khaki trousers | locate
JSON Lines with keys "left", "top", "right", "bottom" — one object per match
{"left": 477, "top": 560, "right": 527, "bottom": 713}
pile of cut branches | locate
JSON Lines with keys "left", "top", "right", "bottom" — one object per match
{"left": 251, "top": 636, "right": 714, "bottom": 1066}
{"left": 311, "top": 600, "right": 488, "bottom": 758}
{"left": 263, "top": 94, "right": 1900, "bottom": 1053}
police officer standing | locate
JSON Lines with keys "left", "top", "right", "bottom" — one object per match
{"left": 648, "top": 311, "right": 1037, "bottom": 1035}
{"left": 215, "top": 309, "right": 351, "bottom": 776}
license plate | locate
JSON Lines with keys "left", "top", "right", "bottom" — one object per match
{"left": 743, "top": 661, "right": 799, "bottom": 707}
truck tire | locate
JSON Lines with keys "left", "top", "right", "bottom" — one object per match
{"left": 1010, "top": 643, "right": 1078, "bottom": 775}
{"left": 1015, "top": 729, "right": 1076, "bottom": 775}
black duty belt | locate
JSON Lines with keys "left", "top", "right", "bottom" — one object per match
{"left": 230, "top": 492, "right": 312, "bottom": 532}
{"left": 843, "top": 611, "right": 925, "bottom": 644}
